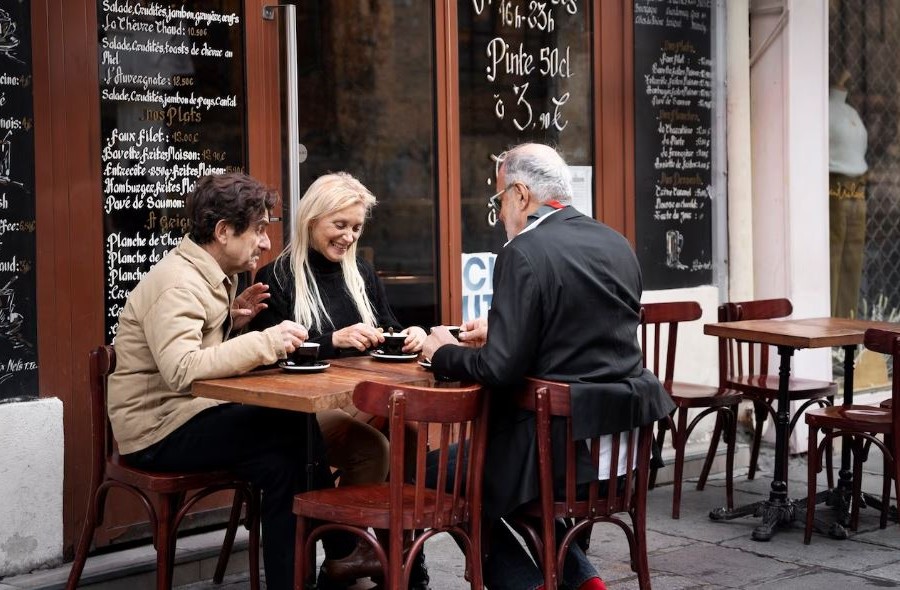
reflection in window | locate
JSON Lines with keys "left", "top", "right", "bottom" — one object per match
{"left": 286, "top": 1, "right": 438, "bottom": 328}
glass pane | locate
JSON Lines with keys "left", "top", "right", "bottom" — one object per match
{"left": 829, "top": 0, "right": 899, "bottom": 388}
{"left": 457, "top": 2, "right": 594, "bottom": 320}
{"left": 286, "top": 1, "right": 438, "bottom": 328}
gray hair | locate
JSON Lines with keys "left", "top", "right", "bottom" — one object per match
{"left": 501, "top": 144, "right": 573, "bottom": 205}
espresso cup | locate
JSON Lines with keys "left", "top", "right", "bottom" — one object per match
{"left": 381, "top": 332, "right": 408, "bottom": 355}
{"left": 290, "top": 342, "right": 320, "bottom": 365}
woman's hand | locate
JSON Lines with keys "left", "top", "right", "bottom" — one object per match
{"left": 332, "top": 323, "right": 384, "bottom": 352}
{"left": 402, "top": 326, "right": 428, "bottom": 353}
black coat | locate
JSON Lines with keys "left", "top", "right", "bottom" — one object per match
{"left": 432, "top": 208, "right": 674, "bottom": 518}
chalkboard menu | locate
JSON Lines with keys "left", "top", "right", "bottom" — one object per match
{"left": 458, "top": 0, "right": 594, "bottom": 257}
{"left": 634, "top": 0, "right": 713, "bottom": 289}
{"left": 98, "top": 0, "right": 246, "bottom": 339}
{"left": 0, "top": 1, "right": 38, "bottom": 401}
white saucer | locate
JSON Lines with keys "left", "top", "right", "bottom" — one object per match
{"left": 370, "top": 351, "right": 418, "bottom": 362}
{"left": 279, "top": 361, "right": 330, "bottom": 373}
{"left": 417, "top": 359, "right": 433, "bottom": 370}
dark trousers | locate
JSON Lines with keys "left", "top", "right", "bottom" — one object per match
{"left": 125, "top": 403, "right": 331, "bottom": 590}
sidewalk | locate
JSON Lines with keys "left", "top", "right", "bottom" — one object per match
{"left": 4, "top": 446, "right": 899, "bottom": 589}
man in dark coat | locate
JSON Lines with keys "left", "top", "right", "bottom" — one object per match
{"left": 422, "top": 143, "right": 674, "bottom": 590}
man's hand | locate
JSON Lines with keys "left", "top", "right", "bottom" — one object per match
{"left": 333, "top": 323, "right": 384, "bottom": 351}
{"left": 458, "top": 317, "right": 488, "bottom": 348}
{"left": 277, "top": 320, "right": 308, "bottom": 353}
{"left": 402, "top": 326, "right": 428, "bottom": 353}
{"left": 231, "top": 282, "right": 271, "bottom": 331}
{"left": 422, "top": 326, "right": 460, "bottom": 361}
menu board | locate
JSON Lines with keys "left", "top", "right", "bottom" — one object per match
{"left": 0, "top": 2, "right": 38, "bottom": 401}
{"left": 98, "top": 0, "right": 246, "bottom": 339}
{"left": 458, "top": 0, "right": 593, "bottom": 259}
{"left": 634, "top": 0, "right": 713, "bottom": 289}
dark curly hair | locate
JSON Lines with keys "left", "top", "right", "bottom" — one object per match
{"left": 186, "top": 173, "right": 279, "bottom": 244}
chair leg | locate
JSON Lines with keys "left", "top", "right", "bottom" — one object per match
{"left": 156, "top": 493, "right": 179, "bottom": 590}
{"left": 725, "top": 407, "right": 737, "bottom": 510}
{"left": 671, "top": 409, "right": 688, "bottom": 519}
{"left": 65, "top": 487, "right": 102, "bottom": 590}
{"left": 850, "top": 436, "right": 864, "bottom": 531}
{"left": 804, "top": 425, "right": 819, "bottom": 544}
{"left": 293, "top": 517, "right": 310, "bottom": 590}
{"left": 697, "top": 412, "right": 722, "bottom": 492}
{"left": 649, "top": 417, "right": 669, "bottom": 490}
{"left": 248, "top": 486, "right": 262, "bottom": 590}
{"left": 881, "top": 435, "right": 892, "bottom": 529}
{"left": 213, "top": 488, "right": 245, "bottom": 584}
{"left": 748, "top": 402, "right": 768, "bottom": 481}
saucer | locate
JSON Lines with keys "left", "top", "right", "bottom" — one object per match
{"left": 370, "top": 351, "right": 418, "bottom": 362}
{"left": 417, "top": 359, "right": 432, "bottom": 370}
{"left": 279, "top": 361, "right": 330, "bottom": 373}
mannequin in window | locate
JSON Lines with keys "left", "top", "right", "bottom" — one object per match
{"left": 829, "top": 69, "right": 868, "bottom": 318}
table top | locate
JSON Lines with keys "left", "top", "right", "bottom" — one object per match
{"left": 704, "top": 317, "right": 900, "bottom": 349}
{"left": 329, "top": 354, "right": 433, "bottom": 377}
{"left": 192, "top": 360, "right": 432, "bottom": 413}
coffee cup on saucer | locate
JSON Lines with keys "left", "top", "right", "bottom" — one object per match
{"left": 381, "top": 331, "right": 408, "bottom": 355}
{"left": 290, "top": 342, "right": 320, "bottom": 365}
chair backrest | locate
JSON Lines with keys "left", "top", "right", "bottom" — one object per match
{"left": 718, "top": 298, "right": 792, "bottom": 386}
{"left": 517, "top": 376, "right": 652, "bottom": 517}
{"left": 88, "top": 345, "right": 116, "bottom": 489}
{"left": 352, "top": 380, "right": 488, "bottom": 529}
{"left": 864, "top": 328, "right": 900, "bottom": 433}
{"left": 639, "top": 301, "right": 702, "bottom": 391}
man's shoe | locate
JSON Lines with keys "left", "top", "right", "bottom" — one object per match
{"left": 408, "top": 550, "right": 431, "bottom": 590}
{"left": 369, "top": 550, "right": 431, "bottom": 590}
{"left": 319, "top": 542, "right": 383, "bottom": 585}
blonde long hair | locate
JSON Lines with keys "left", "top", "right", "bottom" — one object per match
{"left": 276, "top": 172, "right": 378, "bottom": 332}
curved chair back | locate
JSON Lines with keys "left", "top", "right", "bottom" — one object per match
{"left": 639, "top": 301, "right": 702, "bottom": 391}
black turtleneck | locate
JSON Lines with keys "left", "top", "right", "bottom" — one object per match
{"left": 249, "top": 249, "right": 401, "bottom": 359}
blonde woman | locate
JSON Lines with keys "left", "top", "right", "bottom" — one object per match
{"left": 250, "top": 172, "right": 429, "bottom": 589}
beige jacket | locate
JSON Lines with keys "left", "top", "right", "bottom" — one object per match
{"left": 108, "top": 236, "right": 286, "bottom": 455}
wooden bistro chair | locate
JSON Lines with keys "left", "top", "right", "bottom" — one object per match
{"left": 640, "top": 301, "right": 742, "bottom": 519}
{"left": 292, "top": 381, "right": 489, "bottom": 590}
{"left": 804, "top": 328, "right": 900, "bottom": 542}
{"left": 712, "top": 298, "right": 837, "bottom": 483}
{"left": 508, "top": 377, "right": 654, "bottom": 590}
{"left": 67, "top": 346, "right": 260, "bottom": 590}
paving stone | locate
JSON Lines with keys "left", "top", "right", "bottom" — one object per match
{"left": 761, "top": 568, "right": 900, "bottom": 589}
{"left": 649, "top": 543, "right": 807, "bottom": 588}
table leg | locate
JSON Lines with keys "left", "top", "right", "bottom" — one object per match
{"left": 711, "top": 346, "right": 799, "bottom": 541}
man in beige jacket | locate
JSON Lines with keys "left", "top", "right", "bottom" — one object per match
{"left": 108, "top": 173, "right": 313, "bottom": 590}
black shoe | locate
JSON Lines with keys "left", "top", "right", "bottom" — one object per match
{"left": 315, "top": 564, "right": 349, "bottom": 590}
{"left": 369, "top": 550, "right": 430, "bottom": 590}
{"left": 408, "top": 550, "right": 431, "bottom": 590}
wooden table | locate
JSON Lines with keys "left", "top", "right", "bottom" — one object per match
{"left": 192, "top": 358, "right": 433, "bottom": 487}
{"left": 704, "top": 317, "right": 899, "bottom": 541}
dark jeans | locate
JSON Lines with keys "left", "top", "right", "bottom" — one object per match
{"left": 425, "top": 444, "right": 598, "bottom": 590}
{"left": 125, "top": 403, "right": 333, "bottom": 590}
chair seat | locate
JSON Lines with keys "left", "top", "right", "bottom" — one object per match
{"left": 669, "top": 382, "right": 742, "bottom": 408}
{"left": 806, "top": 405, "right": 892, "bottom": 432}
{"left": 107, "top": 457, "right": 239, "bottom": 493}
{"left": 293, "top": 483, "right": 466, "bottom": 530}
{"left": 727, "top": 375, "right": 837, "bottom": 400}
